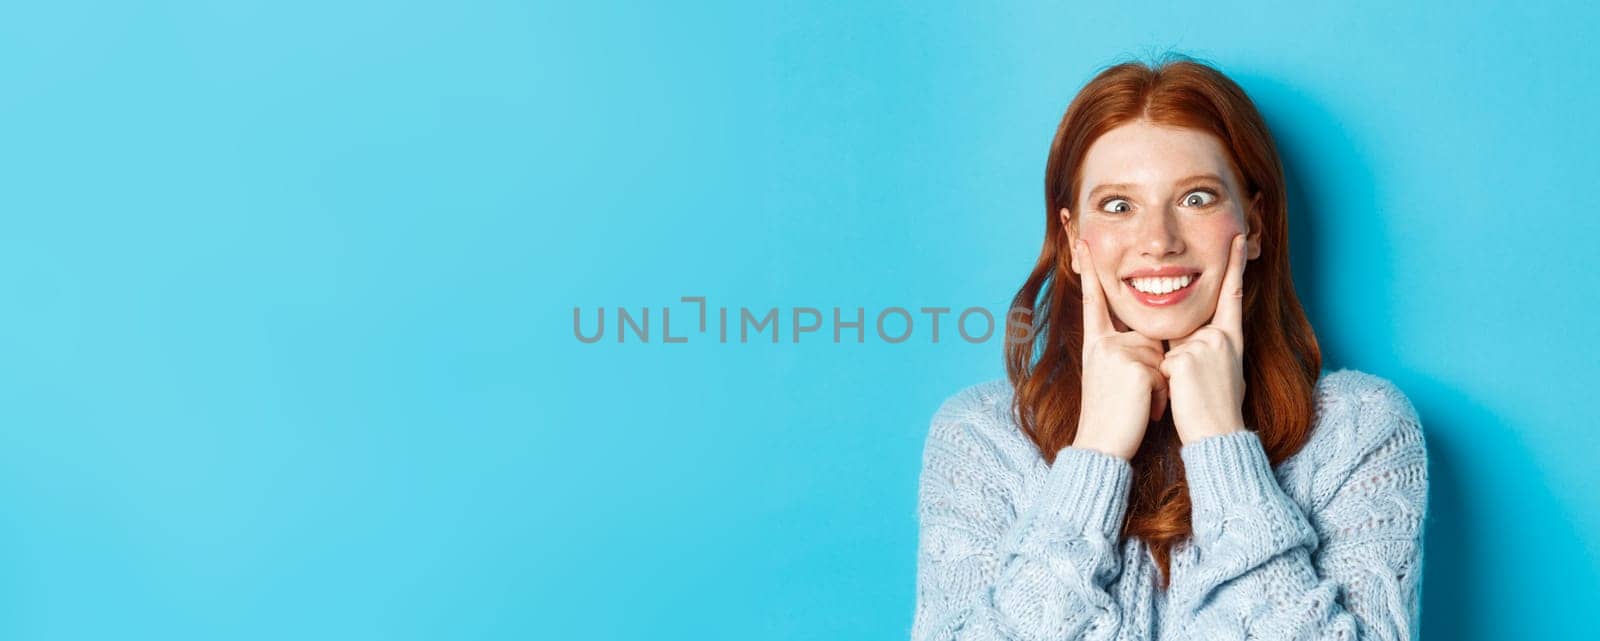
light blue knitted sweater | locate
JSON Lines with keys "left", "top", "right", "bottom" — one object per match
{"left": 911, "top": 368, "right": 1429, "bottom": 641}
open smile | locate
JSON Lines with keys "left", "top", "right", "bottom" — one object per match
{"left": 1123, "top": 272, "right": 1201, "bottom": 307}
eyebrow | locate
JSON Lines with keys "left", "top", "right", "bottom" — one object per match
{"left": 1086, "top": 173, "right": 1227, "bottom": 200}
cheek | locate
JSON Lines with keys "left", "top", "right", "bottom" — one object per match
{"left": 1085, "top": 228, "right": 1136, "bottom": 262}
{"left": 1185, "top": 217, "right": 1245, "bottom": 260}
{"left": 1082, "top": 236, "right": 1122, "bottom": 275}
{"left": 1203, "top": 218, "right": 1241, "bottom": 247}
{"left": 1079, "top": 231, "right": 1120, "bottom": 258}
{"left": 1208, "top": 208, "right": 1250, "bottom": 238}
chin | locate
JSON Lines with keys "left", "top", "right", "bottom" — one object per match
{"left": 1124, "top": 318, "right": 1204, "bottom": 342}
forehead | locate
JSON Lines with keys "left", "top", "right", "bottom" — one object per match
{"left": 1079, "top": 120, "right": 1236, "bottom": 190}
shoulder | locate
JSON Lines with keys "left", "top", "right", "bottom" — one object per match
{"left": 1311, "top": 368, "right": 1426, "bottom": 454}
{"left": 929, "top": 378, "right": 1015, "bottom": 431}
{"left": 1294, "top": 368, "right": 1429, "bottom": 506}
{"left": 1314, "top": 368, "right": 1422, "bottom": 426}
{"left": 920, "top": 378, "right": 1041, "bottom": 480}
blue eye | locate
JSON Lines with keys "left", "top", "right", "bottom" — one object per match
{"left": 1183, "top": 190, "right": 1217, "bottom": 207}
{"left": 1100, "top": 198, "right": 1132, "bottom": 214}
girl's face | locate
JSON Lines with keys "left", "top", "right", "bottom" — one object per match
{"left": 1062, "top": 119, "right": 1263, "bottom": 341}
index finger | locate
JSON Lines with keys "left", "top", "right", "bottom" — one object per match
{"left": 1211, "top": 233, "right": 1246, "bottom": 354}
{"left": 1077, "top": 240, "right": 1115, "bottom": 344}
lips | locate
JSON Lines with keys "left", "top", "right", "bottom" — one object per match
{"left": 1121, "top": 266, "right": 1201, "bottom": 279}
{"left": 1123, "top": 272, "right": 1200, "bottom": 307}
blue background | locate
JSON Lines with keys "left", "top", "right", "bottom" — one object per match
{"left": 2, "top": 1, "right": 1596, "bottom": 639}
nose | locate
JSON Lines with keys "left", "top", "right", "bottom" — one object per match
{"left": 1136, "top": 206, "right": 1184, "bottom": 257}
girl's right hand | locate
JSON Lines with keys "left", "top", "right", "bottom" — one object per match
{"left": 1071, "top": 240, "right": 1167, "bottom": 461}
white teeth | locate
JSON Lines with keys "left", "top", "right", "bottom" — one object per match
{"left": 1129, "top": 274, "right": 1194, "bottom": 295}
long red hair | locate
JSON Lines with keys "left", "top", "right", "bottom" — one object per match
{"left": 1004, "top": 56, "right": 1323, "bottom": 588}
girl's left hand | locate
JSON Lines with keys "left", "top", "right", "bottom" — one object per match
{"left": 1161, "top": 233, "right": 1248, "bottom": 444}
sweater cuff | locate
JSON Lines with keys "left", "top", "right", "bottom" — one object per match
{"left": 1180, "top": 429, "right": 1304, "bottom": 538}
{"left": 1034, "top": 446, "right": 1134, "bottom": 540}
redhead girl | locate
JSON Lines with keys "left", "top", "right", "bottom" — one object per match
{"left": 912, "top": 57, "right": 1428, "bottom": 640}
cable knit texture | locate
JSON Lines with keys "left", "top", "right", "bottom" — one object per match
{"left": 911, "top": 368, "right": 1429, "bottom": 641}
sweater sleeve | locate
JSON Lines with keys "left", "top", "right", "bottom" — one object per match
{"left": 1168, "top": 383, "right": 1429, "bottom": 641}
{"left": 911, "top": 395, "right": 1135, "bottom": 641}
